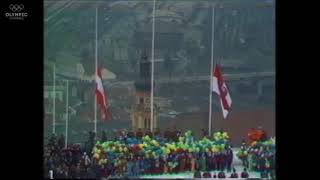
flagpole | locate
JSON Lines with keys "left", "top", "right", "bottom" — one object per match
{"left": 150, "top": 0, "right": 156, "bottom": 133}
{"left": 208, "top": 4, "right": 215, "bottom": 136}
{"left": 65, "top": 80, "right": 69, "bottom": 149}
{"left": 94, "top": 6, "right": 98, "bottom": 134}
{"left": 53, "top": 63, "right": 56, "bottom": 135}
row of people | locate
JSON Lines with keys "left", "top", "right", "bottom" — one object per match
{"left": 194, "top": 168, "right": 249, "bottom": 178}
{"left": 44, "top": 130, "right": 270, "bottom": 179}
{"left": 44, "top": 134, "right": 233, "bottom": 178}
{"left": 238, "top": 141, "right": 275, "bottom": 179}
{"left": 105, "top": 128, "right": 184, "bottom": 142}
{"left": 104, "top": 150, "right": 234, "bottom": 177}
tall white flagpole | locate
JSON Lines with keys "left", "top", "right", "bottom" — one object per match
{"left": 65, "top": 80, "right": 69, "bottom": 149}
{"left": 150, "top": 0, "right": 156, "bottom": 132}
{"left": 208, "top": 5, "right": 215, "bottom": 136}
{"left": 53, "top": 64, "right": 56, "bottom": 134}
{"left": 94, "top": 6, "right": 98, "bottom": 134}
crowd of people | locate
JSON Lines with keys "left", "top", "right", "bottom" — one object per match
{"left": 43, "top": 128, "right": 275, "bottom": 179}
{"left": 193, "top": 168, "right": 249, "bottom": 178}
{"left": 237, "top": 128, "right": 276, "bottom": 179}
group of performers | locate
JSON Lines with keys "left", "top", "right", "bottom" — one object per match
{"left": 237, "top": 127, "right": 276, "bottom": 179}
{"left": 44, "top": 127, "right": 275, "bottom": 179}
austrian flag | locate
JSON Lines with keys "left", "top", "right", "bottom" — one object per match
{"left": 212, "top": 65, "right": 232, "bottom": 119}
{"left": 95, "top": 68, "right": 112, "bottom": 120}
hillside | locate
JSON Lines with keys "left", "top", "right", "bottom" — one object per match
{"left": 44, "top": 0, "right": 275, "bottom": 140}
{"left": 44, "top": 0, "right": 275, "bottom": 79}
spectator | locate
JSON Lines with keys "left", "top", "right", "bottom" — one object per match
{"left": 48, "top": 134, "right": 57, "bottom": 147}
{"left": 145, "top": 129, "right": 153, "bottom": 138}
{"left": 79, "top": 160, "right": 87, "bottom": 177}
{"left": 138, "top": 156, "right": 145, "bottom": 174}
{"left": 226, "top": 147, "right": 233, "bottom": 172}
{"left": 179, "top": 153, "right": 186, "bottom": 172}
{"left": 241, "top": 168, "right": 249, "bottom": 178}
{"left": 101, "top": 131, "right": 107, "bottom": 142}
{"left": 241, "top": 140, "right": 247, "bottom": 148}
{"left": 127, "top": 130, "right": 135, "bottom": 138}
{"left": 44, "top": 130, "right": 274, "bottom": 179}
{"left": 154, "top": 128, "right": 161, "bottom": 138}
{"left": 229, "top": 168, "right": 238, "bottom": 178}
{"left": 259, "top": 155, "right": 269, "bottom": 179}
{"left": 202, "top": 171, "right": 212, "bottom": 178}
{"left": 100, "top": 165, "right": 109, "bottom": 178}
{"left": 213, "top": 172, "right": 217, "bottom": 178}
{"left": 47, "top": 156, "right": 54, "bottom": 170}
{"left": 58, "top": 134, "right": 65, "bottom": 149}
{"left": 163, "top": 157, "right": 168, "bottom": 174}
{"left": 201, "top": 129, "right": 208, "bottom": 137}
{"left": 127, "top": 157, "right": 134, "bottom": 177}
{"left": 221, "top": 151, "right": 227, "bottom": 171}
{"left": 239, "top": 148, "right": 249, "bottom": 168}
{"left": 216, "top": 152, "right": 223, "bottom": 171}
{"left": 49, "top": 170, "right": 54, "bottom": 179}
{"left": 83, "top": 152, "right": 91, "bottom": 168}
{"left": 154, "top": 158, "right": 161, "bottom": 174}
{"left": 190, "top": 153, "right": 196, "bottom": 172}
{"left": 218, "top": 171, "right": 226, "bottom": 178}
{"left": 133, "top": 157, "right": 140, "bottom": 176}
{"left": 258, "top": 154, "right": 267, "bottom": 178}
{"left": 164, "top": 128, "right": 171, "bottom": 141}
{"left": 69, "top": 164, "right": 77, "bottom": 179}
{"left": 269, "top": 155, "right": 276, "bottom": 180}
{"left": 261, "top": 171, "right": 269, "bottom": 179}
{"left": 55, "top": 166, "right": 64, "bottom": 179}
{"left": 200, "top": 153, "right": 206, "bottom": 171}
{"left": 62, "top": 165, "right": 69, "bottom": 178}
{"left": 206, "top": 153, "right": 212, "bottom": 171}
{"left": 136, "top": 128, "right": 143, "bottom": 139}
{"left": 92, "top": 162, "right": 101, "bottom": 179}
{"left": 75, "top": 163, "right": 81, "bottom": 179}
{"left": 175, "top": 129, "right": 182, "bottom": 141}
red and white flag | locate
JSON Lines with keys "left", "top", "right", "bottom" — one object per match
{"left": 95, "top": 68, "right": 112, "bottom": 120}
{"left": 212, "top": 64, "right": 232, "bottom": 119}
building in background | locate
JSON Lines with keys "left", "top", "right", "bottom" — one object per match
{"left": 132, "top": 50, "right": 157, "bottom": 130}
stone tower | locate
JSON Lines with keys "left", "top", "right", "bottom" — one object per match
{"left": 132, "top": 50, "right": 157, "bottom": 131}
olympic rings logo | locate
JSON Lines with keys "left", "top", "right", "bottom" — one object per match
{"left": 9, "top": 4, "right": 24, "bottom": 12}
